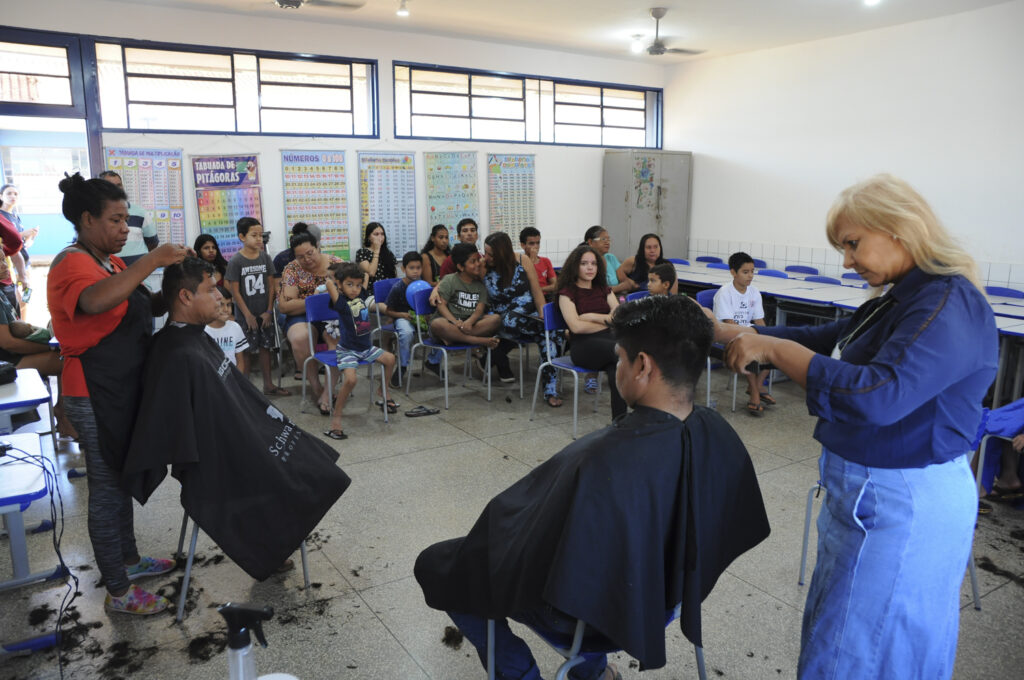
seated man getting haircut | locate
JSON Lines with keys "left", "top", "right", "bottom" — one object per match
{"left": 122, "top": 257, "right": 351, "bottom": 580}
{"left": 415, "top": 295, "right": 770, "bottom": 680}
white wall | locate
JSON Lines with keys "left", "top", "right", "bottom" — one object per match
{"left": 664, "top": 0, "right": 1024, "bottom": 287}
{"left": 5, "top": 0, "right": 667, "bottom": 261}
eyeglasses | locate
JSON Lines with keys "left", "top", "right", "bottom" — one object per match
{"left": 591, "top": 237, "right": 610, "bottom": 243}
{"left": 296, "top": 250, "right": 319, "bottom": 261}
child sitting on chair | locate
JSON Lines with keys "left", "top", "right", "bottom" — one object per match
{"left": 322, "top": 262, "right": 398, "bottom": 440}
{"left": 384, "top": 251, "right": 425, "bottom": 388}
{"left": 429, "top": 243, "right": 501, "bottom": 350}
{"left": 647, "top": 262, "right": 678, "bottom": 297}
{"left": 712, "top": 251, "right": 774, "bottom": 416}
{"left": 204, "top": 287, "right": 248, "bottom": 370}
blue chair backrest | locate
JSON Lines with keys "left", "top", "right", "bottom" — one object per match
{"left": 805, "top": 275, "right": 842, "bottom": 285}
{"left": 304, "top": 293, "right": 338, "bottom": 324}
{"left": 373, "top": 277, "right": 401, "bottom": 303}
{"left": 542, "top": 301, "right": 568, "bottom": 333}
{"left": 696, "top": 256, "right": 722, "bottom": 264}
{"left": 666, "top": 258, "right": 689, "bottom": 265}
{"left": 625, "top": 291, "right": 649, "bottom": 302}
{"left": 785, "top": 265, "right": 819, "bottom": 275}
{"left": 758, "top": 269, "right": 788, "bottom": 279}
{"left": 986, "top": 286, "right": 1024, "bottom": 299}
{"left": 841, "top": 272, "right": 864, "bottom": 281}
{"left": 695, "top": 289, "right": 716, "bottom": 308}
{"left": 752, "top": 258, "right": 767, "bottom": 269}
{"left": 707, "top": 262, "right": 730, "bottom": 270}
{"left": 410, "top": 286, "right": 437, "bottom": 317}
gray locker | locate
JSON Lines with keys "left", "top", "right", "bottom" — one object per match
{"left": 601, "top": 150, "right": 692, "bottom": 262}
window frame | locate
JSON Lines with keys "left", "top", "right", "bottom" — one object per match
{"left": 0, "top": 27, "right": 88, "bottom": 118}
{"left": 95, "top": 37, "right": 379, "bottom": 138}
{"left": 393, "top": 61, "right": 662, "bottom": 149}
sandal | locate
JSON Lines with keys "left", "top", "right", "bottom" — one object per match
{"left": 376, "top": 398, "right": 400, "bottom": 414}
{"left": 323, "top": 429, "right": 348, "bottom": 440}
{"left": 745, "top": 389, "right": 776, "bottom": 406}
{"left": 293, "top": 371, "right": 303, "bottom": 381}
{"left": 746, "top": 401, "right": 765, "bottom": 416}
{"left": 545, "top": 394, "right": 563, "bottom": 408}
{"left": 405, "top": 405, "right": 440, "bottom": 417}
{"left": 988, "top": 484, "right": 1024, "bottom": 502}
{"left": 264, "top": 386, "right": 292, "bottom": 396}
{"left": 318, "top": 404, "right": 331, "bottom": 416}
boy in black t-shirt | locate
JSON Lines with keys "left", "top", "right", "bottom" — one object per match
{"left": 384, "top": 251, "right": 425, "bottom": 388}
{"left": 322, "top": 262, "right": 397, "bottom": 440}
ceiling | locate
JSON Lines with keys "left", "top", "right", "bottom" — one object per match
{"left": 125, "top": 0, "right": 1010, "bottom": 62}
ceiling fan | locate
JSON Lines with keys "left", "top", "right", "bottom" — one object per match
{"left": 644, "top": 7, "right": 704, "bottom": 56}
{"left": 273, "top": 0, "right": 366, "bottom": 9}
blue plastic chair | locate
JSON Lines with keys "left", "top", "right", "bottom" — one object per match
{"left": 985, "top": 286, "right": 1024, "bottom": 299}
{"left": 841, "top": 272, "right": 864, "bottom": 281}
{"left": 529, "top": 302, "right": 600, "bottom": 439}
{"left": 695, "top": 256, "right": 722, "bottom": 264}
{"left": 752, "top": 258, "right": 767, "bottom": 269}
{"left": 804, "top": 275, "right": 842, "bottom": 285}
{"left": 706, "top": 262, "right": 729, "bottom": 270}
{"left": 695, "top": 289, "right": 736, "bottom": 409}
{"left": 300, "top": 294, "right": 389, "bottom": 422}
{"left": 785, "top": 265, "right": 819, "bottom": 276}
{"left": 486, "top": 603, "right": 707, "bottom": 680}
{"left": 371, "top": 277, "right": 401, "bottom": 344}
{"left": 666, "top": 258, "right": 690, "bottom": 265}
{"left": 405, "top": 287, "right": 491, "bottom": 409}
{"left": 625, "top": 291, "right": 649, "bottom": 302}
{"left": 757, "top": 269, "right": 788, "bottom": 279}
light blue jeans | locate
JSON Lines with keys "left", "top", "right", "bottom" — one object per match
{"left": 799, "top": 448, "right": 976, "bottom": 679}
{"left": 395, "top": 317, "right": 441, "bottom": 367}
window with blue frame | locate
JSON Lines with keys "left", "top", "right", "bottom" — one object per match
{"left": 95, "top": 41, "right": 377, "bottom": 137}
{"left": 394, "top": 62, "right": 661, "bottom": 148}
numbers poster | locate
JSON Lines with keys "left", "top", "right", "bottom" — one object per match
{"left": 357, "top": 152, "right": 417, "bottom": 258}
{"left": 487, "top": 154, "right": 535, "bottom": 244}
{"left": 104, "top": 147, "right": 186, "bottom": 245}
{"left": 281, "top": 150, "right": 350, "bottom": 260}
{"left": 424, "top": 151, "right": 479, "bottom": 233}
{"left": 192, "top": 154, "right": 263, "bottom": 258}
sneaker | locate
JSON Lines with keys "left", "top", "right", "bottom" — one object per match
{"left": 125, "top": 556, "right": 175, "bottom": 581}
{"left": 390, "top": 367, "right": 405, "bottom": 389}
{"left": 496, "top": 363, "right": 515, "bottom": 383}
{"left": 584, "top": 377, "right": 599, "bottom": 394}
{"left": 104, "top": 584, "right": 171, "bottom": 615}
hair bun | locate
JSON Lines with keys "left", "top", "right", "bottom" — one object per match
{"left": 58, "top": 171, "right": 86, "bottom": 194}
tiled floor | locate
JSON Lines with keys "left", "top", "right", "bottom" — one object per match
{"left": 2, "top": 363, "right": 1023, "bottom": 680}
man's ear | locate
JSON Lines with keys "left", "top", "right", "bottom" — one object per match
{"left": 177, "top": 287, "right": 192, "bottom": 308}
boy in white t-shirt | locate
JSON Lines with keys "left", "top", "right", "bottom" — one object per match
{"left": 712, "top": 252, "right": 775, "bottom": 415}
{"left": 205, "top": 289, "right": 249, "bottom": 370}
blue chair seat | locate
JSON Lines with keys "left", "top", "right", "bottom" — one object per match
{"left": 986, "top": 285, "right": 1024, "bottom": 299}
{"left": 805, "top": 275, "right": 842, "bottom": 285}
{"left": 696, "top": 256, "right": 722, "bottom": 264}
{"left": 785, "top": 265, "right": 819, "bottom": 275}
{"left": 752, "top": 258, "right": 767, "bottom": 268}
{"left": 666, "top": 258, "right": 690, "bottom": 265}
{"left": 757, "top": 269, "right": 788, "bottom": 279}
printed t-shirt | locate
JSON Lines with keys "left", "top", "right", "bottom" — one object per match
{"left": 713, "top": 283, "right": 764, "bottom": 327}
{"left": 205, "top": 321, "right": 249, "bottom": 364}
{"left": 437, "top": 273, "right": 487, "bottom": 321}
{"left": 47, "top": 251, "right": 131, "bottom": 397}
{"left": 226, "top": 250, "right": 275, "bottom": 319}
{"left": 333, "top": 295, "right": 372, "bottom": 352}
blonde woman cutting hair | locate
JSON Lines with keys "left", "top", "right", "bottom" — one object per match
{"left": 707, "top": 174, "right": 996, "bottom": 679}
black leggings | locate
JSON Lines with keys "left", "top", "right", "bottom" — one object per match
{"left": 569, "top": 329, "right": 625, "bottom": 418}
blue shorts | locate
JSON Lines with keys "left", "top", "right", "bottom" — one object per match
{"left": 335, "top": 345, "right": 384, "bottom": 370}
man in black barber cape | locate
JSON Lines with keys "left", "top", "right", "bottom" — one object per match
{"left": 415, "top": 295, "right": 770, "bottom": 680}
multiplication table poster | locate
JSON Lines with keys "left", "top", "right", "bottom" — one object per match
{"left": 192, "top": 154, "right": 263, "bottom": 259}
{"left": 281, "top": 150, "right": 349, "bottom": 260}
{"left": 487, "top": 154, "right": 535, "bottom": 245}
{"left": 357, "top": 151, "right": 417, "bottom": 258}
{"left": 104, "top": 147, "right": 186, "bottom": 245}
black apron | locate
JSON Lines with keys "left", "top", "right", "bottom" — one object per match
{"left": 78, "top": 254, "right": 153, "bottom": 473}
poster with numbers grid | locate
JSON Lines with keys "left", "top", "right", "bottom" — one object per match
{"left": 192, "top": 154, "right": 263, "bottom": 260}
{"left": 357, "top": 151, "right": 417, "bottom": 259}
{"left": 424, "top": 151, "right": 479, "bottom": 235}
{"left": 487, "top": 154, "right": 535, "bottom": 245}
{"left": 281, "top": 150, "right": 350, "bottom": 260}
{"left": 104, "top": 147, "right": 186, "bottom": 245}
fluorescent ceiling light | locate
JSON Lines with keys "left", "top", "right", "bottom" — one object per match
{"left": 630, "top": 35, "right": 645, "bottom": 54}
{"left": 397, "top": 0, "right": 409, "bottom": 17}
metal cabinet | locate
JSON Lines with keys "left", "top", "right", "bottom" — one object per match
{"left": 601, "top": 150, "right": 692, "bottom": 262}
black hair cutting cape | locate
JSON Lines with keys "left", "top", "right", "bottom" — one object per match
{"left": 121, "top": 323, "right": 351, "bottom": 581}
{"left": 415, "top": 405, "right": 770, "bottom": 670}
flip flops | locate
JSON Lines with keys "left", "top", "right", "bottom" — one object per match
{"left": 405, "top": 405, "right": 440, "bottom": 417}
{"left": 746, "top": 401, "right": 765, "bottom": 416}
{"left": 323, "top": 429, "right": 348, "bottom": 440}
{"left": 376, "top": 399, "right": 400, "bottom": 414}
{"left": 264, "top": 386, "right": 292, "bottom": 397}
{"left": 746, "top": 389, "right": 776, "bottom": 406}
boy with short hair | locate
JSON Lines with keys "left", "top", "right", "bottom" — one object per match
{"left": 384, "top": 251, "right": 425, "bottom": 388}
{"left": 430, "top": 243, "right": 501, "bottom": 349}
{"left": 647, "top": 263, "right": 678, "bottom": 296}
{"left": 204, "top": 287, "right": 249, "bottom": 370}
{"left": 712, "top": 251, "right": 774, "bottom": 415}
{"left": 225, "top": 217, "right": 290, "bottom": 397}
{"left": 520, "top": 226, "right": 556, "bottom": 295}
{"left": 323, "top": 261, "right": 398, "bottom": 440}
{"left": 438, "top": 218, "right": 479, "bottom": 278}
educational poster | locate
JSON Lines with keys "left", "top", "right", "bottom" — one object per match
{"left": 487, "top": 154, "right": 535, "bottom": 245}
{"left": 424, "top": 151, "right": 479, "bottom": 233}
{"left": 281, "top": 150, "right": 350, "bottom": 260}
{"left": 633, "top": 154, "right": 657, "bottom": 209}
{"left": 104, "top": 147, "right": 186, "bottom": 245}
{"left": 357, "top": 151, "right": 417, "bottom": 259}
{"left": 192, "top": 154, "right": 262, "bottom": 259}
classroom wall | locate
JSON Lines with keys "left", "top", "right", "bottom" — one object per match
{"left": 663, "top": 0, "right": 1024, "bottom": 287}
{"left": 4, "top": 0, "right": 667, "bottom": 263}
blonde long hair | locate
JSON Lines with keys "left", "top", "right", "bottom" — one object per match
{"left": 825, "top": 174, "right": 983, "bottom": 292}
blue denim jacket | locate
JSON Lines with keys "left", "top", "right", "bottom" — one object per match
{"left": 760, "top": 267, "right": 997, "bottom": 468}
